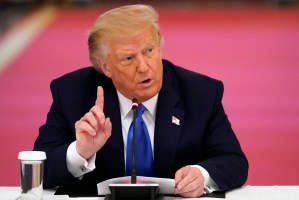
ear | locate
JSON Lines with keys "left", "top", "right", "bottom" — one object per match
{"left": 96, "top": 59, "right": 112, "bottom": 78}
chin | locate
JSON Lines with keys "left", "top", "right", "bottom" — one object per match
{"left": 134, "top": 85, "right": 161, "bottom": 103}
{"left": 139, "top": 93, "right": 158, "bottom": 103}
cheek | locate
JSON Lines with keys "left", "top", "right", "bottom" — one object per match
{"left": 153, "top": 59, "right": 163, "bottom": 78}
{"left": 112, "top": 70, "right": 136, "bottom": 88}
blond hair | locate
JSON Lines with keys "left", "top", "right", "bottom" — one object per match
{"left": 88, "top": 4, "right": 163, "bottom": 72}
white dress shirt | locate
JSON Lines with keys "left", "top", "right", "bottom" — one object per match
{"left": 66, "top": 91, "right": 218, "bottom": 192}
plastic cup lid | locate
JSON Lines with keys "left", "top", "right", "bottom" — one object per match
{"left": 18, "top": 151, "right": 46, "bottom": 160}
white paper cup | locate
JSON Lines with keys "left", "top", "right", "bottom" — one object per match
{"left": 18, "top": 151, "right": 46, "bottom": 200}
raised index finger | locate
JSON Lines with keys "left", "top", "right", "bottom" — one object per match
{"left": 95, "top": 86, "right": 104, "bottom": 110}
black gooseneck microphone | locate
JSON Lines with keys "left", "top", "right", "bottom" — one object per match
{"left": 131, "top": 98, "right": 138, "bottom": 184}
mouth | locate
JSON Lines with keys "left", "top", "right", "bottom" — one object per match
{"left": 141, "top": 79, "right": 151, "bottom": 84}
{"left": 138, "top": 78, "right": 152, "bottom": 87}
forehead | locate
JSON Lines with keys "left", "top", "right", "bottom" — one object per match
{"left": 108, "top": 27, "right": 159, "bottom": 54}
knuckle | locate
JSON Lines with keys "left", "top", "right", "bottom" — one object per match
{"left": 85, "top": 112, "right": 91, "bottom": 117}
{"left": 75, "top": 120, "right": 82, "bottom": 128}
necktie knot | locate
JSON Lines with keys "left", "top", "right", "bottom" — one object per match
{"left": 137, "top": 104, "right": 146, "bottom": 117}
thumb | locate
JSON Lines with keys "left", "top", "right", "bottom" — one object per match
{"left": 175, "top": 166, "right": 190, "bottom": 187}
{"left": 175, "top": 168, "right": 184, "bottom": 187}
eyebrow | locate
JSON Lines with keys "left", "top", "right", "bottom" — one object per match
{"left": 115, "top": 38, "right": 156, "bottom": 56}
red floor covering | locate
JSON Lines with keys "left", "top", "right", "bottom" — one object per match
{"left": 0, "top": 5, "right": 299, "bottom": 186}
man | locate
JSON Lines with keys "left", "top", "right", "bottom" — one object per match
{"left": 34, "top": 4, "right": 248, "bottom": 198}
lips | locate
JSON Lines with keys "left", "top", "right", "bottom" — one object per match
{"left": 138, "top": 78, "right": 153, "bottom": 87}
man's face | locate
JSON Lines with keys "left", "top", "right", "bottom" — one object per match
{"left": 100, "top": 27, "right": 163, "bottom": 103}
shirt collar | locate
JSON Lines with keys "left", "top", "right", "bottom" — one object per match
{"left": 117, "top": 91, "right": 158, "bottom": 120}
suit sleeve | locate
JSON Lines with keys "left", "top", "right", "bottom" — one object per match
{"left": 198, "top": 81, "right": 248, "bottom": 191}
{"left": 34, "top": 80, "right": 79, "bottom": 188}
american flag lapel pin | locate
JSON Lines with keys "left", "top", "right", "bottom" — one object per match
{"left": 172, "top": 116, "right": 180, "bottom": 126}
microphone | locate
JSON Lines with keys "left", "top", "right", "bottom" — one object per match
{"left": 131, "top": 98, "right": 138, "bottom": 184}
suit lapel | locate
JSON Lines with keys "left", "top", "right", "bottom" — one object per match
{"left": 154, "top": 67, "right": 185, "bottom": 177}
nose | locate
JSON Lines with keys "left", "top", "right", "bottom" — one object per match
{"left": 136, "top": 54, "right": 149, "bottom": 73}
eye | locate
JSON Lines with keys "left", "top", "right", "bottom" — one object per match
{"left": 120, "top": 56, "right": 133, "bottom": 65}
{"left": 144, "top": 47, "right": 154, "bottom": 57}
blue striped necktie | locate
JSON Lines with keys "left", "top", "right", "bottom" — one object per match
{"left": 126, "top": 104, "right": 154, "bottom": 177}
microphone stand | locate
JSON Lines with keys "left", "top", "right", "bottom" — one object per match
{"left": 131, "top": 99, "right": 138, "bottom": 184}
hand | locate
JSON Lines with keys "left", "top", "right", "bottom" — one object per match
{"left": 75, "top": 86, "right": 112, "bottom": 159}
{"left": 175, "top": 166, "right": 205, "bottom": 198}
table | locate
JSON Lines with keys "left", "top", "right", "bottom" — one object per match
{"left": 1, "top": 186, "right": 299, "bottom": 200}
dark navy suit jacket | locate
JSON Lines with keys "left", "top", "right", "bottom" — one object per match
{"left": 34, "top": 59, "right": 248, "bottom": 190}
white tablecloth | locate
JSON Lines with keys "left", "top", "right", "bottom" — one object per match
{"left": 1, "top": 186, "right": 299, "bottom": 200}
